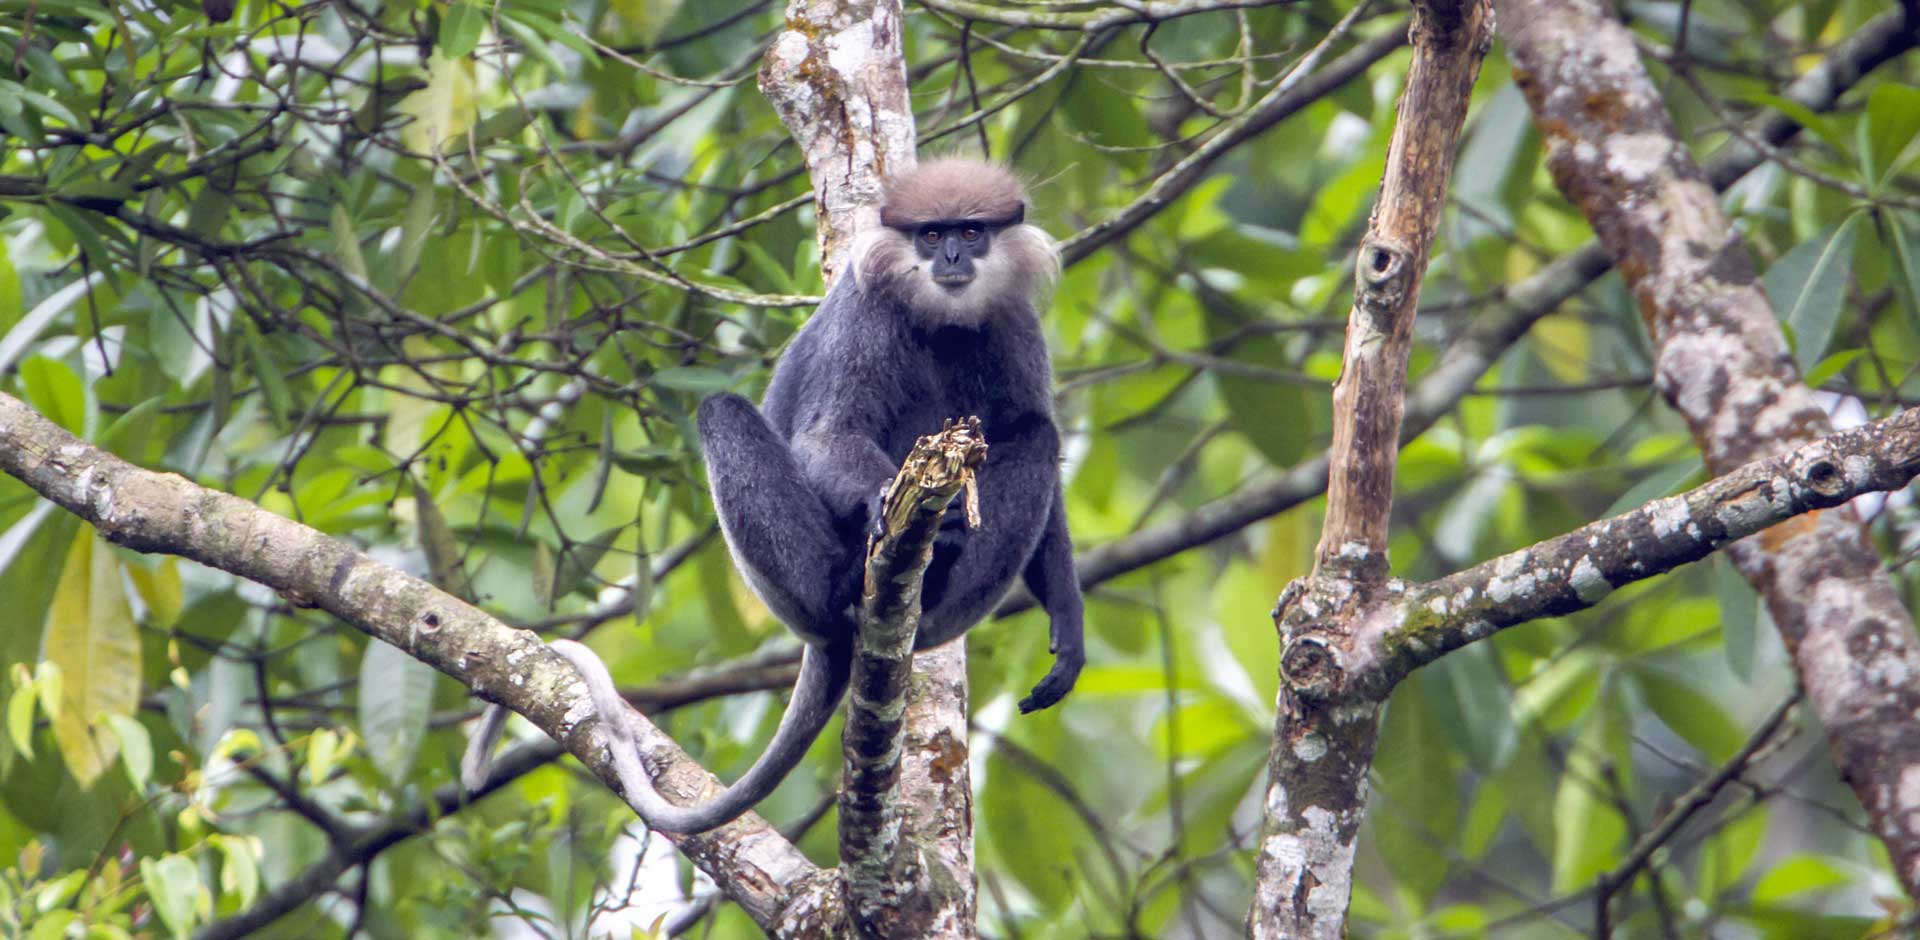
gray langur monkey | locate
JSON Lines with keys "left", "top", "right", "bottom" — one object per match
{"left": 464, "top": 157, "right": 1085, "bottom": 833}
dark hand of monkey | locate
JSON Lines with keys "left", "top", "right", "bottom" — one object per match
{"left": 1017, "top": 649, "right": 1083, "bottom": 713}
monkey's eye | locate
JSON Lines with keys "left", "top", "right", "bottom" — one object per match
{"left": 960, "top": 227, "right": 981, "bottom": 241}
{"left": 921, "top": 228, "right": 942, "bottom": 245}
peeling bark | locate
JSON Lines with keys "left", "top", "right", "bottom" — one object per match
{"left": 759, "top": 0, "right": 917, "bottom": 283}
{"left": 1501, "top": 0, "right": 1920, "bottom": 897}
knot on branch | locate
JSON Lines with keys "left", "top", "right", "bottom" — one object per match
{"left": 1793, "top": 448, "right": 1848, "bottom": 499}
{"left": 1354, "top": 234, "right": 1412, "bottom": 327}
{"left": 1280, "top": 634, "right": 1343, "bottom": 699}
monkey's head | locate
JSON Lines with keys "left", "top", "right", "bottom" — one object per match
{"left": 851, "top": 157, "right": 1059, "bottom": 328}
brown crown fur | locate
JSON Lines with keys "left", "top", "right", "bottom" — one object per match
{"left": 877, "top": 157, "right": 1028, "bottom": 229}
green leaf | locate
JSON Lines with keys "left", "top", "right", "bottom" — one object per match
{"left": 1743, "top": 94, "right": 1844, "bottom": 153}
{"left": 242, "top": 322, "right": 294, "bottom": 427}
{"left": 1880, "top": 209, "right": 1920, "bottom": 330}
{"left": 1371, "top": 672, "right": 1460, "bottom": 905}
{"left": 330, "top": 204, "right": 369, "bottom": 282}
{"left": 97, "top": 396, "right": 165, "bottom": 458}
{"left": 650, "top": 366, "right": 739, "bottom": 394}
{"left": 40, "top": 532, "right": 140, "bottom": 788}
{"left": 1551, "top": 711, "right": 1627, "bottom": 892}
{"left": 1862, "top": 84, "right": 1920, "bottom": 186}
{"left": 1764, "top": 215, "right": 1861, "bottom": 372}
{"left": 8, "top": 681, "right": 36, "bottom": 760}
{"left": 439, "top": 2, "right": 487, "bottom": 58}
{"left": 27, "top": 910, "right": 75, "bottom": 940}
{"left": 549, "top": 525, "right": 624, "bottom": 601}
{"left": 215, "top": 835, "right": 261, "bottom": 907}
{"left": 358, "top": 639, "right": 435, "bottom": 783}
{"left": 104, "top": 713, "right": 153, "bottom": 791}
{"left": 139, "top": 854, "right": 203, "bottom": 939}
{"left": 18, "top": 356, "right": 86, "bottom": 435}
{"left": 1716, "top": 555, "right": 1758, "bottom": 680}
{"left": 1635, "top": 668, "right": 1743, "bottom": 761}
{"left": 304, "top": 727, "right": 341, "bottom": 784}
{"left": 1801, "top": 348, "right": 1862, "bottom": 388}
{"left": 1752, "top": 853, "right": 1852, "bottom": 903}
{"left": 394, "top": 184, "right": 436, "bottom": 288}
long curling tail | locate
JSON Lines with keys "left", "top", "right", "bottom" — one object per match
{"left": 550, "top": 638, "right": 851, "bottom": 834}
{"left": 461, "top": 702, "right": 512, "bottom": 792}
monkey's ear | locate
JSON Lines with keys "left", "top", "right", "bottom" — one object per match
{"left": 1007, "top": 203, "right": 1026, "bottom": 226}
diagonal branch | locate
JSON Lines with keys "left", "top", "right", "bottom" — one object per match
{"left": 1273, "top": 405, "right": 1920, "bottom": 699}
{"left": 0, "top": 390, "right": 816, "bottom": 931}
{"left": 1500, "top": 0, "right": 1920, "bottom": 898}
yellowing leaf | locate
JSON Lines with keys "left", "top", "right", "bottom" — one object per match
{"left": 401, "top": 51, "right": 477, "bottom": 154}
{"left": 41, "top": 532, "right": 141, "bottom": 788}
{"left": 1531, "top": 312, "right": 1590, "bottom": 384}
{"left": 125, "top": 558, "right": 183, "bottom": 628}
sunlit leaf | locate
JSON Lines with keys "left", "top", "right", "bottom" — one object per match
{"left": 40, "top": 532, "right": 140, "bottom": 788}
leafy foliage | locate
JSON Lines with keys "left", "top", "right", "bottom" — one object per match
{"left": 0, "top": 0, "right": 1915, "bottom": 937}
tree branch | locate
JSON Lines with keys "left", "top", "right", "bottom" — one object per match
{"left": 1272, "top": 406, "right": 1920, "bottom": 699}
{"left": 840, "top": 420, "right": 987, "bottom": 936}
{"left": 1248, "top": 2, "right": 1493, "bottom": 937}
{"left": 0, "top": 390, "right": 817, "bottom": 931}
{"left": 1501, "top": 0, "right": 1920, "bottom": 897}
{"left": 997, "top": 5, "right": 1919, "bottom": 614}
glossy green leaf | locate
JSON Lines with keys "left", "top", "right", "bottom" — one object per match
{"left": 1765, "top": 215, "right": 1861, "bottom": 372}
{"left": 439, "top": 2, "right": 487, "bottom": 58}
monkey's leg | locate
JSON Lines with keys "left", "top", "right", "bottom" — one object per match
{"left": 1016, "top": 481, "right": 1085, "bottom": 713}
{"left": 698, "top": 393, "right": 856, "bottom": 644}
{"left": 552, "top": 637, "right": 853, "bottom": 833}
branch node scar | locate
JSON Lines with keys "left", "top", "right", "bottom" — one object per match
{"left": 1280, "top": 634, "right": 1343, "bottom": 698}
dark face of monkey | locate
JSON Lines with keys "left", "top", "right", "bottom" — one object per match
{"left": 907, "top": 205, "right": 1025, "bottom": 290}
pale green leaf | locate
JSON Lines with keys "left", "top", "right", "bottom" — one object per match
{"left": 358, "top": 639, "right": 435, "bottom": 783}
{"left": 40, "top": 532, "right": 140, "bottom": 788}
{"left": 105, "top": 713, "right": 153, "bottom": 791}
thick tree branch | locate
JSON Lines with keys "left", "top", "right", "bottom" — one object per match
{"left": 1313, "top": 0, "right": 1492, "bottom": 584}
{"left": 1247, "top": 2, "right": 1493, "bottom": 938}
{"left": 1272, "top": 406, "right": 1920, "bottom": 699}
{"left": 841, "top": 420, "right": 987, "bottom": 936}
{"left": 758, "top": 0, "right": 915, "bottom": 284}
{"left": 1501, "top": 0, "right": 1920, "bottom": 896}
{"left": 0, "top": 390, "right": 817, "bottom": 931}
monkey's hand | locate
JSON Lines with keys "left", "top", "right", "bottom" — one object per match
{"left": 1016, "top": 644, "right": 1083, "bottom": 713}
{"left": 864, "top": 484, "right": 890, "bottom": 546}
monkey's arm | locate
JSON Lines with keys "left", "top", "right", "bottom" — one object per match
{"left": 1016, "top": 479, "right": 1084, "bottom": 713}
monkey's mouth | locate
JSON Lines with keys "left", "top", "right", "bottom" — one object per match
{"left": 931, "top": 273, "right": 974, "bottom": 289}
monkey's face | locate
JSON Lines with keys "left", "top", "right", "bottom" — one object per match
{"left": 913, "top": 222, "right": 996, "bottom": 290}
{"left": 853, "top": 207, "right": 1056, "bottom": 329}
